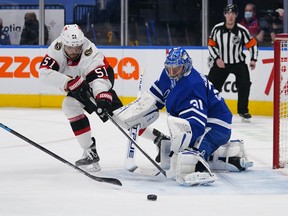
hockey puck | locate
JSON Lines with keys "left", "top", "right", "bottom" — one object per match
{"left": 147, "top": 194, "right": 157, "bottom": 201}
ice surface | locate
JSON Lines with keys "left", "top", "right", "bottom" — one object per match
{"left": 0, "top": 108, "right": 288, "bottom": 216}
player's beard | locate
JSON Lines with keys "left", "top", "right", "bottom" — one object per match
{"left": 63, "top": 50, "right": 82, "bottom": 61}
{"left": 68, "top": 53, "right": 81, "bottom": 61}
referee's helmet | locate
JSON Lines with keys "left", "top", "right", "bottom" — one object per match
{"left": 223, "top": 4, "right": 238, "bottom": 15}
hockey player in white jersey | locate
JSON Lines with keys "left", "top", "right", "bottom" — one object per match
{"left": 113, "top": 47, "right": 253, "bottom": 186}
{"left": 39, "top": 24, "right": 123, "bottom": 171}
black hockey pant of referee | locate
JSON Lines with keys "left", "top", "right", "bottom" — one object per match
{"left": 208, "top": 62, "right": 251, "bottom": 114}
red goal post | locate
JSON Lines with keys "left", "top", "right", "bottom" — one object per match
{"left": 273, "top": 34, "right": 288, "bottom": 169}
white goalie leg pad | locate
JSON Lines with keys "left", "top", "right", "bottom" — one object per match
{"left": 112, "top": 91, "right": 159, "bottom": 129}
{"left": 167, "top": 116, "right": 193, "bottom": 153}
{"left": 175, "top": 150, "right": 198, "bottom": 180}
{"left": 209, "top": 139, "right": 254, "bottom": 172}
{"left": 167, "top": 150, "right": 217, "bottom": 186}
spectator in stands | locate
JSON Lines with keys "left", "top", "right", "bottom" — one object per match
{"left": 0, "top": 17, "right": 11, "bottom": 45}
{"left": 271, "top": 8, "right": 284, "bottom": 43}
{"left": 240, "top": 3, "right": 264, "bottom": 43}
{"left": 20, "top": 12, "right": 49, "bottom": 45}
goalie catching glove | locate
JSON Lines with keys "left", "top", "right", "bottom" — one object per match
{"left": 95, "top": 91, "right": 113, "bottom": 122}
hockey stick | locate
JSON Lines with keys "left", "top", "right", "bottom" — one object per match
{"left": 0, "top": 123, "right": 122, "bottom": 186}
{"left": 125, "top": 70, "right": 144, "bottom": 172}
{"left": 107, "top": 114, "right": 167, "bottom": 177}
{"left": 87, "top": 94, "right": 166, "bottom": 177}
{"left": 125, "top": 125, "right": 138, "bottom": 171}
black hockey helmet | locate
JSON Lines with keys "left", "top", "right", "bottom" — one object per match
{"left": 223, "top": 4, "right": 238, "bottom": 15}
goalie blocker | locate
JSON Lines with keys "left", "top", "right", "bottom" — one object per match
{"left": 113, "top": 91, "right": 253, "bottom": 186}
{"left": 113, "top": 91, "right": 159, "bottom": 130}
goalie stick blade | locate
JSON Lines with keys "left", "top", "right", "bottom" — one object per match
{"left": 124, "top": 158, "right": 138, "bottom": 172}
{"left": 107, "top": 115, "right": 167, "bottom": 177}
{"left": 87, "top": 173, "right": 122, "bottom": 186}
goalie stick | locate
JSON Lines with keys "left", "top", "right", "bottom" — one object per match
{"left": 106, "top": 113, "right": 167, "bottom": 177}
{"left": 0, "top": 123, "right": 122, "bottom": 186}
{"left": 86, "top": 93, "right": 167, "bottom": 177}
{"left": 125, "top": 70, "right": 143, "bottom": 172}
{"left": 124, "top": 70, "right": 163, "bottom": 176}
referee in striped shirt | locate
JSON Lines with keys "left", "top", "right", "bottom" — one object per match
{"left": 208, "top": 3, "right": 258, "bottom": 121}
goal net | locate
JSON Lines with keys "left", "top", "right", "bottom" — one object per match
{"left": 273, "top": 34, "right": 288, "bottom": 168}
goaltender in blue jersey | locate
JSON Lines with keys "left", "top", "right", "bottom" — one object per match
{"left": 114, "top": 47, "right": 253, "bottom": 186}
{"left": 150, "top": 50, "right": 232, "bottom": 158}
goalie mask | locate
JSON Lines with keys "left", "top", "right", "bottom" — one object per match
{"left": 61, "top": 24, "right": 85, "bottom": 60}
{"left": 164, "top": 47, "right": 193, "bottom": 80}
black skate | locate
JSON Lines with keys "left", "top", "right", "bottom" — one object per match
{"left": 75, "top": 137, "right": 101, "bottom": 172}
{"left": 227, "top": 157, "right": 246, "bottom": 171}
{"left": 218, "top": 156, "right": 253, "bottom": 171}
{"left": 153, "top": 129, "right": 170, "bottom": 163}
{"left": 239, "top": 113, "right": 251, "bottom": 123}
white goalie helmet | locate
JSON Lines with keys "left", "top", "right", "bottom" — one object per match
{"left": 61, "top": 24, "right": 84, "bottom": 47}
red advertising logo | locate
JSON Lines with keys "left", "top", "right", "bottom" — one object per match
{"left": 0, "top": 56, "right": 140, "bottom": 80}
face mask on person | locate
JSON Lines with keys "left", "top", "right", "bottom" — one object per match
{"left": 244, "top": 11, "right": 253, "bottom": 19}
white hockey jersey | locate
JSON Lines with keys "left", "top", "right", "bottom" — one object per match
{"left": 39, "top": 36, "right": 112, "bottom": 95}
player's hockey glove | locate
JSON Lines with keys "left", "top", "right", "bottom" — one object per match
{"left": 95, "top": 91, "right": 113, "bottom": 122}
{"left": 66, "top": 76, "right": 92, "bottom": 104}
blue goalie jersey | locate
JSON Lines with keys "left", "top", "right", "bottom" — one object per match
{"left": 149, "top": 67, "right": 232, "bottom": 145}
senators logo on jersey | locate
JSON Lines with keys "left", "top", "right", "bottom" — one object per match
{"left": 84, "top": 47, "right": 93, "bottom": 56}
{"left": 54, "top": 42, "right": 62, "bottom": 50}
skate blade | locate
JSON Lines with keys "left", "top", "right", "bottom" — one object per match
{"left": 241, "top": 118, "right": 251, "bottom": 123}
